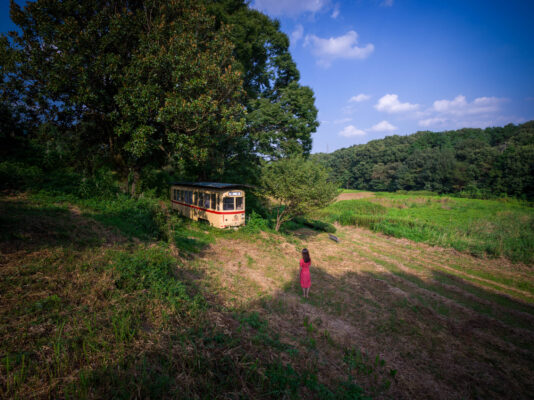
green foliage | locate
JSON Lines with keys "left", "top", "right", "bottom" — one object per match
{"left": 115, "top": 1, "right": 246, "bottom": 180}
{"left": 2, "top": 0, "right": 319, "bottom": 189}
{"left": 312, "top": 122, "right": 534, "bottom": 199}
{"left": 292, "top": 216, "right": 337, "bottom": 233}
{"left": 111, "top": 248, "right": 194, "bottom": 310}
{"left": 206, "top": 1, "right": 319, "bottom": 159}
{"left": 243, "top": 210, "right": 271, "bottom": 233}
{"left": 0, "top": 161, "right": 44, "bottom": 190}
{"left": 261, "top": 156, "right": 337, "bottom": 231}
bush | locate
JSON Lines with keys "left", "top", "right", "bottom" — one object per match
{"left": 0, "top": 161, "right": 44, "bottom": 190}
{"left": 78, "top": 168, "right": 119, "bottom": 199}
{"left": 243, "top": 211, "right": 270, "bottom": 233}
{"left": 293, "top": 216, "right": 336, "bottom": 233}
{"left": 138, "top": 168, "right": 172, "bottom": 198}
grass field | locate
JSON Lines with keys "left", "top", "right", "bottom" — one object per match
{"left": 1, "top": 192, "right": 533, "bottom": 399}
{"left": 316, "top": 191, "right": 534, "bottom": 264}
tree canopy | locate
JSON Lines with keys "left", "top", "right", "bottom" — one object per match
{"left": 1, "top": 0, "right": 319, "bottom": 192}
{"left": 261, "top": 157, "right": 337, "bottom": 231}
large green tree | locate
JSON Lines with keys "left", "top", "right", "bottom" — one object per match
{"left": 2, "top": 0, "right": 319, "bottom": 191}
{"left": 114, "top": 2, "right": 246, "bottom": 187}
{"left": 206, "top": 0, "right": 319, "bottom": 160}
{"left": 261, "top": 157, "right": 337, "bottom": 231}
{"left": 2, "top": 0, "right": 246, "bottom": 188}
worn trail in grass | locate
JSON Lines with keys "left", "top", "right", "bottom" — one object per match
{"left": 198, "top": 225, "right": 534, "bottom": 399}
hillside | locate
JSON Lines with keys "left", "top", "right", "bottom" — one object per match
{"left": 1, "top": 193, "right": 533, "bottom": 398}
{"left": 311, "top": 121, "right": 534, "bottom": 198}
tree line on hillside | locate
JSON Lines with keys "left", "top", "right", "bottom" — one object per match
{"left": 311, "top": 122, "right": 534, "bottom": 199}
{"left": 0, "top": 0, "right": 318, "bottom": 195}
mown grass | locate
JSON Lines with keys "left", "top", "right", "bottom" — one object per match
{"left": 316, "top": 193, "right": 534, "bottom": 264}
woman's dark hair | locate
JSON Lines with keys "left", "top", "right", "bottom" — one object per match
{"left": 302, "top": 248, "right": 311, "bottom": 263}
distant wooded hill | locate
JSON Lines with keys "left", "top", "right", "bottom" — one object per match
{"left": 311, "top": 121, "right": 534, "bottom": 198}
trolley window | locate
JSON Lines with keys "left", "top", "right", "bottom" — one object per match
{"left": 223, "top": 197, "right": 234, "bottom": 211}
{"left": 204, "top": 194, "right": 210, "bottom": 209}
{"left": 211, "top": 194, "right": 216, "bottom": 210}
{"left": 236, "top": 197, "right": 243, "bottom": 210}
{"left": 198, "top": 192, "right": 204, "bottom": 207}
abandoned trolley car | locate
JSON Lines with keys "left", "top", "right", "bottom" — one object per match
{"left": 170, "top": 182, "right": 246, "bottom": 228}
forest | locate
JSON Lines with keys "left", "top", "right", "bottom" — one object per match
{"left": 311, "top": 122, "right": 534, "bottom": 199}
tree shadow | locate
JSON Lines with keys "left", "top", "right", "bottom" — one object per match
{"left": 0, "top": 198, "right": 125, "bottom": 253}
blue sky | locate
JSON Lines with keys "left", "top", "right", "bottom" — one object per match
{"left": 2, "top": 1, "right": 533, "bottom": 153}
{"left": 252, "top": 0, "right": 534, "bottom": 152}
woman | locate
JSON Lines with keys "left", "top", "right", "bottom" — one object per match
{"left": 299, "top": 248, "right": 312, "bottom": 298}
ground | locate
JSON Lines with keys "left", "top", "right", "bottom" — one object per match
{"left": 336, "top": 191, "right": 375, "bottom": 201}
{"left": 1, "top": 194, "right": 533, "bottom": 399}
{"left": 197, "top": 225, "right": 534, "bottom": 399}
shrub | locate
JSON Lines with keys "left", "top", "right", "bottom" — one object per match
{"left": 243, "top": 211, "right": 270, "bottom": 233}
{"left": 0, "top": 161, "right": 44, "bottom": 190}
{"left": 293, "top": 216, "right": 336, "bottom": 233}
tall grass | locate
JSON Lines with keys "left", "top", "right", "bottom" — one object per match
{"left": 316, "top": 194, "right": 534, "bottom": 263}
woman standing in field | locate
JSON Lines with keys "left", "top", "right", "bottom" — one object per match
{"left": 300, "top": 248, "right": 311, "bottom": 298}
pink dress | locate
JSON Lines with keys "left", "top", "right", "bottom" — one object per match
{"left": 300, "top": 259, "right": 311, "bottom": 288}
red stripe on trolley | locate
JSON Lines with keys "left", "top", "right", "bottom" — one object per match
{"left": 171, "top": 200, "right": 245, "bottom": 215}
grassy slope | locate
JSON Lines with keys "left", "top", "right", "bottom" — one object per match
{"left": 317, "top": 192, "right": 534, "bottom": 263}
{"left": 0, "top": 194, "right": 367, "bottom": 399}
{"left": 2, "top": 192, "right": 534, "bottom": 399}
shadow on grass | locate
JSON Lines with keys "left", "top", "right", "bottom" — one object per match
{"left": 0, "top": 198, "right": 120, "bottom": 252}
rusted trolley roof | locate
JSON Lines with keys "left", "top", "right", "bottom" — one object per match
{"left": 172, "top": 182, "right": 248, "bottom": 190}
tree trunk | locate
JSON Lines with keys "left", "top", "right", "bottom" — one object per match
{"left": 275, "top": 207, "right": 286, "bottom": 232}
{"left": 130, "top": 169, "right": 140, "bottom": 197}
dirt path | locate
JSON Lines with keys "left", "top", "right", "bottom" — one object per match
{"left": 335, "top": 191, "right": 375, "bottom": 201}
{"left": 198, "top": 226, "right": 534, "bottom": 399}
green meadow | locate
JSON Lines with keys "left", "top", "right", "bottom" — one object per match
{"left": 316, "top": 191, "right": 534, "bottom": 264}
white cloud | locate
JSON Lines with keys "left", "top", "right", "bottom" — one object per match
{"left": 417, "top": 95, "right": 509, "bottom": 128}
{"left": 375, "top": 94, "right": 419, "bottom": 113}
{"left": 369, "top": 120, "right": 397, "bottom": 132}
{"left": 339, "top": 125, "right": 366, "bottom": 137}
{"left": 432, "top": 95, "right": 505, "bottom": 116}
{"left": 331, "top": 3, "right": 340, "bottom": 18}
{"left": 381, "top": 0, "right": 394, "bottom": 7}
{"left": 252, "top": 0, "right": 328, "bottom": 16}
{"left": 291, "top": 24, "right": 304, "bottom": 45}
{"left": 349, "top": 93, "right": 371, "bottom": 103}
{"left": 304, "top": 30, "right": 374, "bottom": 67}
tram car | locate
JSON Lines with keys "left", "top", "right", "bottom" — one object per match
{"left": 170, "top": 182, "right": 246, "bottom": 228}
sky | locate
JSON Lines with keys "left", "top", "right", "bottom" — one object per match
{"left": 252, "top": 0, "right": 534, "bottom": 152}
{"left": 2, "top": 1, "right": 534, "bottom": 153}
